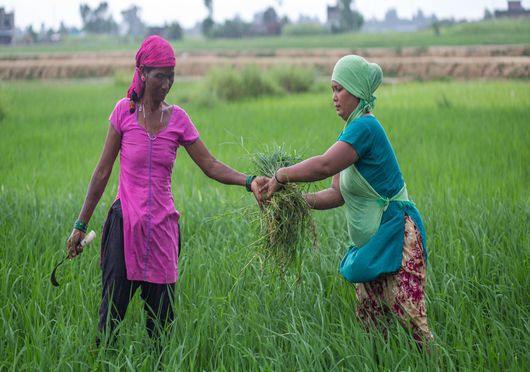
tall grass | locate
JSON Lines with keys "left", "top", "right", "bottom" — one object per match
{"left": 0, "top": 78, "right": 528, "bottom": 370}
{"left": 0, "top": 94, "right": 5, "bottom": 122}
{"left": 206, "top": 66, "right": 277, "bottom": 101}
{"left": 269, "top": 65, "right": 317, "bottom": 94}
{"left": 204, "top": 65, "right": 316, "bottom": 102}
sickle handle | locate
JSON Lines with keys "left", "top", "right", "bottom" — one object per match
{"left": 81, "top": 230, "right": 96, "bottom": 247}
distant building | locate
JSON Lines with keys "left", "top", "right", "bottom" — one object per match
{"left": 362, "top": 9, "right": 437, "bottom": 33}
{"left": 326, "top": 5, "right": 340, "bottom": 30}
{"left": 495, "top": 1, "right": 530, "bottom": 17}
{"left": 0, "top": 8, "right": 15, "bottom": 45}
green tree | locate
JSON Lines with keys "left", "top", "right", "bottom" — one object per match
{"left": 58, "top": 21, "right": 68, "bottom": 36}
{"left": 212, "top": 18, "right": 250, "bottom": 38}
{"left": 202, "top": 18, "right": 215, "bottom": 38}
{"left": 121, "top": 5, "right": 145, "bottom": 38}
{"left": 166, "top": 22, "right": 183, "bottom": 40}
{"left": 483, "top": 8, "right": 493, "bottom": 20}
{"left": 337, "top": 0, "right": 363, "bottom": 32}
{"left": 204, "top": 0, "right": 213, "bottom": 18}
{"left": 262, "top": 6, "right": 282, "bottom": 35}
{"left": 202, "top": 0, "right": 214, "bottom": 37}
{"left": 25, "top": 25, "right": 38, "bottom": 43}
{"left": 79, "top": 2, "right": 117, "bottom": 34}
{"left": 263, "top": 7, "right": 278, "bottom": 24}
{"left": 432, "top": 21, "right": 441, "bottom": 36}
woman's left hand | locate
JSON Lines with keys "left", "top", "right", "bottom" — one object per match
{"left": 251, "top": 176, "right": 270, "bottom": 206}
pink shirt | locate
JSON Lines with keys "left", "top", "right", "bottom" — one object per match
{"left": 109, "top": 98, "right": 199, "bottom": 284}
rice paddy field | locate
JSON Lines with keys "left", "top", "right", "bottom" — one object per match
{"left": 0, "top": 77, "right": 528, "bottom": 370}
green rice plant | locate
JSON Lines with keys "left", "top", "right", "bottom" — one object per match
{"left": 207, "top": 67, "right": 243, "bottom": 101}
{"left": 0, "top": 79, "right": 528, "bottom": 370}
{"left": 240, "top": 65, "right": 278, "bottom": 98}
{"left": 252, "top": 145, "right": 317, "bottom": 274}
{"left": 205, "top": 65, "right": 316, "bottom": 102}
{"left": 270, "top": 65, "right": 317, "bottom": 94}
{"left": 206, "top": 65, "right": 277, "bottom": 101}
{"left": 113, "top": 68, "right": 134, "bottom": 87}
{"left": 252, "top": 144, "right": 303, "bottom": 177}
{"left": 0, "top": 91, "right": 7, "bottom": 122}
{"left": 0, "top": 97, "right": 5, "bottom": 122}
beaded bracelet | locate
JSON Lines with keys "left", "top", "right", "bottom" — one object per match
{"left": 74, "top": 219, "right": 88, "bottom": 233}
{"left": 245, "top": 175, "right": 257, "bottom": 192}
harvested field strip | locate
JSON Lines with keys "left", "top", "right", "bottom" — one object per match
{"left": 1, "top": 50, "right": 529, "bottom": 80}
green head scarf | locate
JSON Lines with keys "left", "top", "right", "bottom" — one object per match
{"left": 331, "top": 55, "right": 383, "bottom": 125}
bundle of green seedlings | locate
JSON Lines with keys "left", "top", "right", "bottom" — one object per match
{"left": 252, "top": 145, "right": 317, "bottom": 274}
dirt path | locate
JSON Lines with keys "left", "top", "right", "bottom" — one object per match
{"left": 1, "top": 45, "right": 529, "bottom": 80}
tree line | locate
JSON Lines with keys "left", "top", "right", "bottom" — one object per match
{"left": 22, "top": 1, "right": 364, "bottom": 44}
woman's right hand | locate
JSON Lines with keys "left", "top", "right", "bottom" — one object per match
{"left": 262, "top": 169, "right": 286, "bottom": 200}
{"left": 66, "top": 229, "right": 86, "bottom": 259}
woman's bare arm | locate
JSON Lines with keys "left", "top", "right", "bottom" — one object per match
{"left": 184, "top": 139, "right": 246, "bottom": 185}
{"left": 304, "top": 173, "right": 344, "bottom": 210}
{"left": 67, "top": 125, "right": 120, "bottom": 257}
{"left": 184, "top": 139, "right": 268, "bottom": 204}
{"left": 77, "top": 125, "right": 121, "bottom": 223}
{"left": 276, "top": 141, "right": 358, "bottom": 183}
{"left": 264, "top": 141, "right": 358, "bottom": 198}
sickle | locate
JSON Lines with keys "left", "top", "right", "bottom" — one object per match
{"left": 51, "top": 230, "right": 96, "bottom": 287}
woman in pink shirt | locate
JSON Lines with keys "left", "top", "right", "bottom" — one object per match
{"left": 65, "top": 36, "right": 266, "bottom": 345}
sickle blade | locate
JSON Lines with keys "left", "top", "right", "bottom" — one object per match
{"left": 51, "top": 230, "right": 96, "bottom": 288}
{"left": 50, "top": 256, "right": 68, "bottom": 287}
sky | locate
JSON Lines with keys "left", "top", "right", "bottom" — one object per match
{"left": 3, "top": 0, "right": 527, "bottom": 30}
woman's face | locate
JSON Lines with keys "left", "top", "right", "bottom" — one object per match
{"left": 332, "top": 81, "right": 360, "bottom": 121}
{"left": 142, "top": 66, "right": 175, "bottom": 102}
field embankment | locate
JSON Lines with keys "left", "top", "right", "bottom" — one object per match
{"left": 1, "top": 44, "right": 529, "bottom": 80}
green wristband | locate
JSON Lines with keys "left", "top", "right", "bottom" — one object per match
{"left": 245, "top": 175, "right": 257, "bottom": 192}
{"left": 74, "top": 219, "right": 88, "bottom": 233}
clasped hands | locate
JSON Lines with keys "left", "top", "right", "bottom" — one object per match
{"left": 249, "top": 174, "right": 284, "bottom": 206}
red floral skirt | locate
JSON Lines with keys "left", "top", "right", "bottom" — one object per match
{"left": 355, "top": 215, "right": 433, "bottom": 342}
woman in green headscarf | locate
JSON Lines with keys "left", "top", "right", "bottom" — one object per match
{"left": 263, "top": 55, "right": 433, "bottom": 343}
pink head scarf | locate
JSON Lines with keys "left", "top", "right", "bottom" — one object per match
{"left": 127, "top": 35, "right": 176, "bottom": 102}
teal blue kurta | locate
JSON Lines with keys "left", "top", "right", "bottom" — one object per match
{"left": 337, "top": 115, "right": 427, "bottom": 283}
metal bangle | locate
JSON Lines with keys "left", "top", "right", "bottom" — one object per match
{"left": 274, "top": 172, "right": 287, "bottom": 185}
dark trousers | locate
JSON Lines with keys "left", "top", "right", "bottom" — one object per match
{"left": 98, "top": 200, "right": 175, "bottom": 343}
